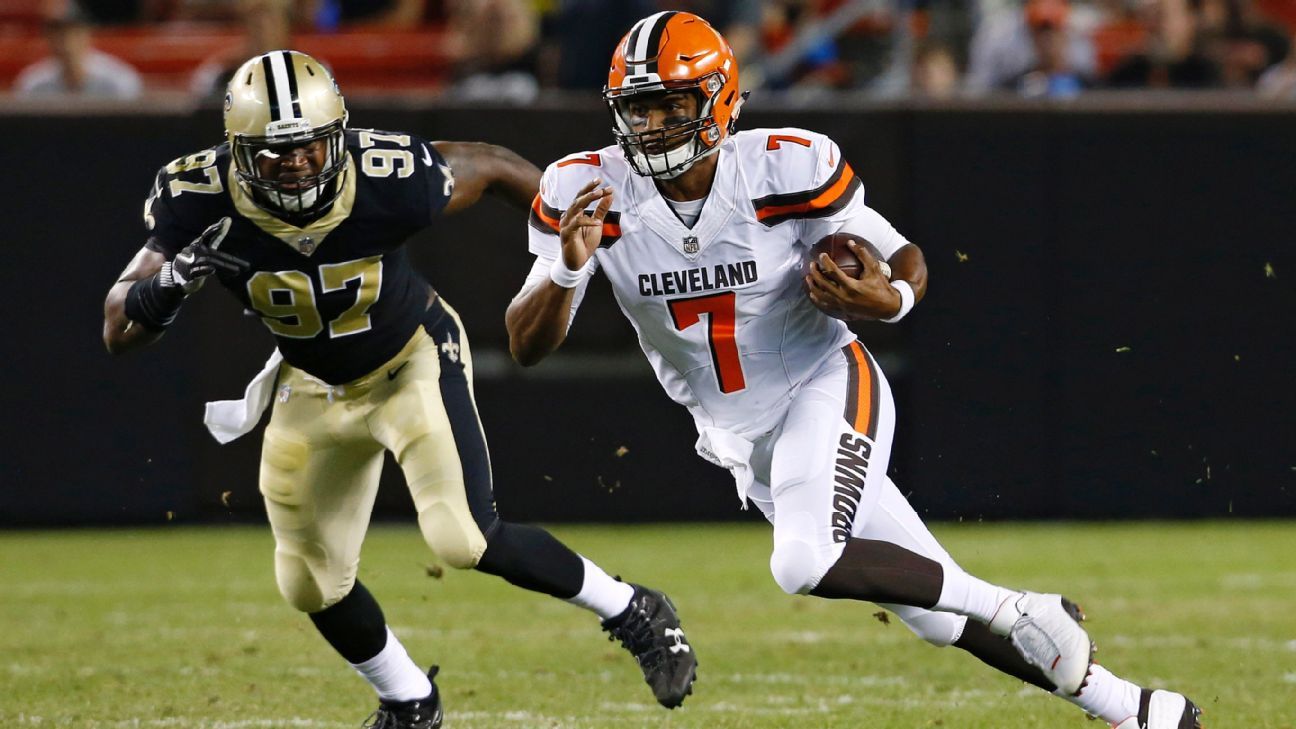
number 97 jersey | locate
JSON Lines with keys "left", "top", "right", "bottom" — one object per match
{"left": 529, "top": 128, "right": 911, "bottom": 440}
{"left": 143, "top": 128, "right": 454, "bottom": 385}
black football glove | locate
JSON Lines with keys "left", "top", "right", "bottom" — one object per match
{"left": 160, "top": 217, "right": 249, "bottom": 294}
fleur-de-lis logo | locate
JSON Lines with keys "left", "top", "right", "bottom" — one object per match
{"left": 441, "top": 341, "right": 461, "bottom": 363}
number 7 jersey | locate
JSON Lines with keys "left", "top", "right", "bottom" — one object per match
{"left": 143, "top": 128, "right": 454, "bottom": 384}
{"left": 528, "top": 128, "right": 912, "bottom": 439}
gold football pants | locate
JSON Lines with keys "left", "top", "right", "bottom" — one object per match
{"left": 259, "top": 298, "right": 497, "bottom": 613}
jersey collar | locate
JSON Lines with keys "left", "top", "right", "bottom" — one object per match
{"left": 628, "top": 139, "right": 739, "bottom": 259}
{"left": 228, "top": 152, "right": 357, "bottom": 256}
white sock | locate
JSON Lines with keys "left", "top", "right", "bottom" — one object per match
{"left": 349, "top": 628, "right": 432, "bottom": 702}
{"left": 934, "top": 567, "right": 1020, "bottom": 626}
{"left": 565, "top": 555, "right": 635, "bottom": 619}
{"left": 1063, "top": 664, "right": 1141, "bottom": 724}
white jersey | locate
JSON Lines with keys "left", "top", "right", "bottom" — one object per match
{"left": 526, "top": 128, "right": 910, "bottom": 440}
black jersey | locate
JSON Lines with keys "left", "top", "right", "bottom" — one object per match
{"left": 144, "top": 128, "right": 454, "bottom": 384}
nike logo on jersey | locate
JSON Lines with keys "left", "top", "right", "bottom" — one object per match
{"left": 387, "top": 361, "right": 409, "bottom": 380}
{"left": 422, "top": 144, "right": 434, "bottom": 166}
{"left": 638, "top": 260, "right": 758, "bottom": 297}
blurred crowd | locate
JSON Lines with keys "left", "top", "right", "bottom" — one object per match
{"left": 7, "top": 0, "right": 1296, "bottom": 101}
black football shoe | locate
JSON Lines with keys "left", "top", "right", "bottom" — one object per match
{"left": 601, "top": 584, "right": 698, "bottom": 709}
{"left": 362, "top": 666, "right": 443, "bottom": 729}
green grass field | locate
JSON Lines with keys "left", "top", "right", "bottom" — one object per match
{"left": 3, "top": 521, "right": 1293, "bottom": 728}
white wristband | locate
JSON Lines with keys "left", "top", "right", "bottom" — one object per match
{"left": 880, "top": 279, "right": 915, "bottom": 323}
{"left": 549, "top": 256, "right": 592, "bottom": 289}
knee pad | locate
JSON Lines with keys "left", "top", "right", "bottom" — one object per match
{"left": 901, "top": 610, "right": 967, "bottom": 647}
{"left": 418, "top": 502, "right": 486, "bottom": 570}
{"left": 770, "top": 510, "right": 834, "bottom": 595}
{"left": 770, "top": 538, "right": 822, "bottom": 595}
{"left": 275, "top": 551, "right": 326, "bottom": 613}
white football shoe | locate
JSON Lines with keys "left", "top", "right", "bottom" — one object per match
{"left": 989, "top": 592, "right": 1095, "bottom": 695}
{"left": 1111, "top": 688, "right": 1203, "bottom": 729}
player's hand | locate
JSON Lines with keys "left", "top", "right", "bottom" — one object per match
{"left": 558, "top": 179, "right": 614, "bottom": 271}
{"left": 164, "top": 217, "right": 249, "bottom": 294}
{"left": 805, "top": 240, "right": 900, "bottom": 320}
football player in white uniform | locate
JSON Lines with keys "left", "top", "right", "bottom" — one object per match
{"left": 506, "top": 12, "right": 1202, "bottom": 729}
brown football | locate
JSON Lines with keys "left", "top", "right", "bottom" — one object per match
{"left": 808, "top": 232, "right": 887, "bottom": 280}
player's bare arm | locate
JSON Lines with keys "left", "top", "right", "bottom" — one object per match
{"left": 103, "top": 247, "right": 167, "bottom": 354}
{"left": 505, "top": 179, "right": 613, "bottom": 366}
{"left": 806, "top": 241, "right": 928, "bottom": 321}
{"left": 433, "top": 141, "right": 541, "bottom": 214}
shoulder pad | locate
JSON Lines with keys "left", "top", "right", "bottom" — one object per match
{"left": 533, "top": 145, "right": 625, "bottom": 234}
{"left": 737, "top": 128, "right": 862, "bottom": 227}
{"left": 347, "top": 127, "right": 428, "bottom": 151}
{"left": 144, "top": 145, "right": 233, "bottom": 253}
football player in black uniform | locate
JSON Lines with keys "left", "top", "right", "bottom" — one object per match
{"left": 102, "top": 50, "right": 697, "bottom": 728}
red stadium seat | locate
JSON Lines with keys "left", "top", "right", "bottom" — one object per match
{"left": 0, "top": 24, "right": 453, "bottom": 92}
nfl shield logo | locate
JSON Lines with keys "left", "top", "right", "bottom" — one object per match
{"left": 297, "top": 236, "right": 316, "bottom": 255}
{"left": 683, "top": 235, "right": 699, "bottom": 254}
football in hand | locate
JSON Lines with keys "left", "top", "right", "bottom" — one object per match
{"left": 807, "top": 233, "right": 890, "bottom": 280}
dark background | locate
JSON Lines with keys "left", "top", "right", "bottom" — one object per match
{"left": 2, "top": 100, "right": 1293, "bottom": 526}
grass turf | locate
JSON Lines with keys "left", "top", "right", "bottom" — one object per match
{"left": 2, "top": 521, "right": 1293, "bottom": 728}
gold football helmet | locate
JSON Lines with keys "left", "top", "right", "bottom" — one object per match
{"left": 224, "top": 50, "right": 349, "bottom": 216}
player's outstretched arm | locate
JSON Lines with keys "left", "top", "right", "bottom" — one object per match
{"left": 103, "top": 247, "right": 168, "bottom": 354}
{"left": 103, "top": 218, "right": 247, "bottom": 354}
{"left": 432, "top": 141, "right": 542, "bottom": 214}
{"left": 505, "top": 180, "right": 613, "bottom": 366}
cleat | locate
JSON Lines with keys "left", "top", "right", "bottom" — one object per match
{"left": 362, "top": 666, "right": 443, "bottom": 729}
{"left": 1111, "top": 689, "right": 1203, "bottom": 729}
{"left": 990, "top": 592, "right": 1095, "bottom": 696}
{"left": 602, "top": 583, "right": 698, "bottom": 708}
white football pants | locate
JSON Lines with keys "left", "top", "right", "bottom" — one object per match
{"left": 744, "top": 340, "right": 968, "bottom": 647}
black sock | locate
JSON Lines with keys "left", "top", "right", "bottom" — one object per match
{"left": 308, "top": 580, "right": 388, "bottom": 664}
{"left": 954, "top": 620, "right": 1056, "bottom": 692}
{"left": 810, "top": 538, "right": 944, "bottom": 607}
{"left": 474, "top": 521, "right": 584, "bottom": 599}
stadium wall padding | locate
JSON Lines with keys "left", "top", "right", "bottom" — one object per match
{"left": 1, "top": 103, "right": 1292, "bottom": 526}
